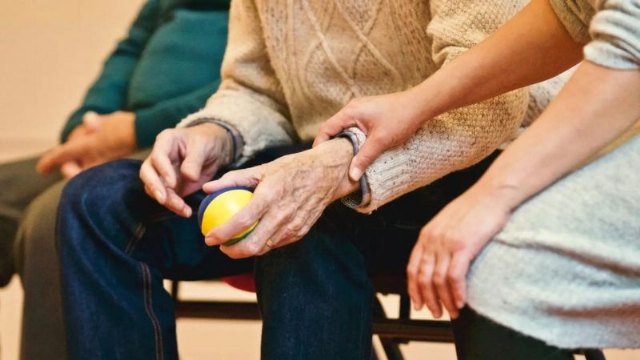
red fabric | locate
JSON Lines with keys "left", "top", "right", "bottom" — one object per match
{"left": 221, "top": 273, "right": 256, "bottom": 293}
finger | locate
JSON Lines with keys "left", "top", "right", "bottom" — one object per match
{"left": 60, "top": 161, "right": 83, "bottom": 179}
{"left": 348, "top": 136, "right": 387, "bottom": 181}
{"left": 263, "top": 202, "right": 313, "bottom": 249}
{"left": 202, "top": 166, "right": 262, "bottom": 194}
{"left": 139, "top": 159, "right": 168, "bottom": 204}
{"left": 407, "top": 245, "right": 425, "bottom": 310}
{"left": 433, "top": 253, "right": 458, "bottom": 319}
{"left": 417, "top": 254, "right": 441, "bottom": 319}
{"left": 163, "top": 188, "right": 192, "bottom": 218}
{"left": 448, "top": 252, "right": 472, "bottom": 310}
{"left": 148, "top": 148, "right": 179, "bottom": 189}
{"left": 82, "top": 111, "right": 102, "bottom": 131}
{"left": 180, "top": 141, "right": 207, "bottom": 182}
{"left": 204, "top": 187, "right": 270, "bottom": 246}
{"left": 36, "top": 141, "right": 87, "bottom": 175}
{"left": 219, "top": 205, "right": 286, "bottom": 259}
{"left": 313, "top": 110, "right": 356, "bottom": 147}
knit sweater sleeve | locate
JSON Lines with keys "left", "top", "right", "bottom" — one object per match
{"left": 585, "top": 0, "right": 640, "bottom": 69}
{"left": 550, "top": 0, "right": 640, "bottom": 70}
{"left": 345, "top": 0, "right": 529, "bottom": 213}
{"left": 177, "top": 0, "right": 296, "bottom": 160}
{"left": 59, "top": 0, "right": 159, "bottom": 143}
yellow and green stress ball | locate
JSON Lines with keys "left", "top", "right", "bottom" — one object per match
{"left": 197, "top": 187, "right": 257, "bottom": 246}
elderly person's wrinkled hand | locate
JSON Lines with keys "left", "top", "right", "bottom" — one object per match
{"left": 139, "top": 123, "right": 234, "bottom": 217}
{"left": 202, "top": 138, "right": 359, "bottom": 259}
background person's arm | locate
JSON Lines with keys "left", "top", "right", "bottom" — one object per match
{"left": 177, "top": 0, "right": 296, "bottom": 162}
{"left": 59, "top": 0, "right": 160, "bottom": 143}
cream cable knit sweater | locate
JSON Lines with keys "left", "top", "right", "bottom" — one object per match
{"left": 180, "top": 0, "right": 531, "bottom": 212}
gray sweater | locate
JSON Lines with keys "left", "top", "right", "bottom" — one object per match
{"left": 467, "top": 0, "right": 640, "bottom": 349}
{"left": 551, "top": 0, "right": 640, "bottom": 69}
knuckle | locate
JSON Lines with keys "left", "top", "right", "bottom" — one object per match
{"left": 432, "top": 271, "right": 445, "bottom": 286}
{"left": 446, "top": 271, "right": 459, "bottom": 283}
{"left": 406, "top": 268, "right": 416, "bottom": 281}
{"left": 419, "top": 226, "right": 432, "bottom": 240}
{"left": 417, "top": 272, "right": 430, "bottom": 285}
{"left": 246, "top": 241, "right": 264, "bottom": 255}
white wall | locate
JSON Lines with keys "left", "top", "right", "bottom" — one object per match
{"left": 0, "top": 0, "right": 145, "bottom": 159}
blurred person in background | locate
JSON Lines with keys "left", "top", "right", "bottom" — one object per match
{"left": 0, "top": 0, "right": 231, "bottom": 358}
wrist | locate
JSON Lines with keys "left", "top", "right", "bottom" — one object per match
{"left": 202, "top": 122, "right": 236, "bottom": 166}
{"left": 121, "top": 112, "right": 137, "bottom": 150}
{"left": 409, "top": 78, "right": 448, "bottom": 120}
{"left": 314, "top": 138, "right": 360, "bottom": 200}
{"left": 470, "top": 177, "right": 523, "bottom": 213}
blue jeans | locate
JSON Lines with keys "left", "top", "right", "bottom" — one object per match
{"left": 58, "top": 146, "right": 498, "bottom": 360}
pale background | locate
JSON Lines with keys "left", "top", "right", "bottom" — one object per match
{"left": 0, "top": 1, "right": 637, "bottom": 359}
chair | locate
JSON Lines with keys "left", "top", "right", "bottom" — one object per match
{"left": 171, "top": 275, "right": 605, "bottom": 360}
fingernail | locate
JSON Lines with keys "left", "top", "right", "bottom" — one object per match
{"left": 349, "top": 167, "right": 362, "bottom": 181}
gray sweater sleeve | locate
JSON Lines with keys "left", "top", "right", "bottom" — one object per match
{"left": 550, "top": 0, "right": 640, "bottom": 70}
{"left": 586, "top": 0, "right": 640, "bottom": 69}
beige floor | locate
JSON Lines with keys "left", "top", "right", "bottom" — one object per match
{"left": 1, "top": 275, "right": 639, "bottom": 360}
{"left": 1, "top": 2, "right": 639, "bottom": 359}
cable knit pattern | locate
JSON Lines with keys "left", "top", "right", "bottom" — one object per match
{"left": 179, "top": 0, "right": 537, "bottom": 211}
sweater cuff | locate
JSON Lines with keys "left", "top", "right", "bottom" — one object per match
{"left": 184, "top": 118, "right": 245, "bottom": 164}
{"left": 336, "top": 128, "right": 372, "bottom": 210}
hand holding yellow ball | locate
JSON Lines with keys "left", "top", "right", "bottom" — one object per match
{"left": 197, "top": 187, "right": 257, "bottom": 246}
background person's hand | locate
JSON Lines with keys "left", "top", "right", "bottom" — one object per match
{"left": 406, "top": 184, "right": 516, "bottom": 319}
{"left": 314, "top": 90, "right": 429, "bottom": 181}
{"left": 139, "top": 123, "right": 234, "bottom": 217}
{"left": 202, "top": 138, "right": 358, "bottom": 259}
{"left": 57, "top": 112, "right": 104, "bottom": 178}
{"left": 37, "top": 111, "right": 136, "bottom": 176}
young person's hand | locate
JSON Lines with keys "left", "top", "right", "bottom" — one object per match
{"left": 139, "top": 123, "right": 234, "bottom": 217}
{"left": 406, "top": 184, "right": 516, "bottom": 319}
{"left": 37, "top": 111, "right": 136, "bottom": 176}
{"left": 314, "top": 90, "right": 428, "bottom": 181}
{"left": 202, "top": 138, "right": 358, "bottom": 259}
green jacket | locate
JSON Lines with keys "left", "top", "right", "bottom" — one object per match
{"left": 60, "top": 0, "right": 230, "bottom": 148}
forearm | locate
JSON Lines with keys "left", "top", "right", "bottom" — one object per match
{"left": 60, "top": 0, "right": 159, "bottom": 142}
{"left": 473, "top": 61, "right": 640, "bottom": 210}
{"left": 350, "top": 88, "right": 527, "bottom": 213}
{"left": 411, "top": 0, "right": 583, "bottom": 121}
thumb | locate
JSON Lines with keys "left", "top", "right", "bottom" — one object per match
{"left": 180, "top": 150, "right": 205, "bottom": 182}
{"left": 60, "top": 161, "right": 83, "bottom": 179}
{"left": 314, "top": 110, "right": 356, "bottom": 147}
{"left": 348, "top": 139, "right": 385, "bottom": 181}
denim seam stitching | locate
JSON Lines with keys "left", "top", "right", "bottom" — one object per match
{"left": 141, "top": 263, "right": 164, "bottom": 360}
{"left": 125, "top": 223, "right": 146, "bottom": 255}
